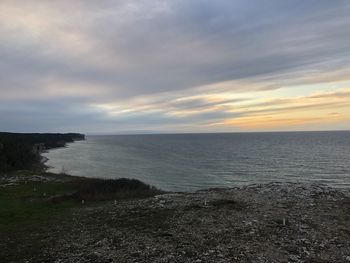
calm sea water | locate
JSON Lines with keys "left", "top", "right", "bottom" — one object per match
{"left": 43, "top": 131, "right": 350, "bottom": 191}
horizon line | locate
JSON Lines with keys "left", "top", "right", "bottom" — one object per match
{"left": 86, "top": 129, "right": 350, "bottom": 136}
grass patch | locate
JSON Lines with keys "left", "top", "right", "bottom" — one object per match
{"left": 0, "top": 175, "right": 163, "bottom": 227}
{"left": 0, "top": 182, "right": 77, "bottom": 226}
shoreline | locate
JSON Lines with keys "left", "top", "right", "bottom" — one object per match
{"left": 1, "top": 134, "right": 350, "bottom": 262}
{"left": 0, "top": 132, "right": 85, "bottom": 173}
{"left": 38, "top": 133, "right": 350, "bottom": 192}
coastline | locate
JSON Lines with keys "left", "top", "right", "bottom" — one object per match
{"left": 1, "top": 136, "right": 350, "bottom": 262}
{"left": 39, "top": 136, "right": 86, "bottom": 171}
{"left": 0, "top": 132, "right": 85, "bottom": 173}
{"left": 38, "top": 132, "right": 350, "bottom": 191}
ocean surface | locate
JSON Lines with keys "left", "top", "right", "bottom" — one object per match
{"left": 43, "top": 131, "right": 350, "bottom": 191}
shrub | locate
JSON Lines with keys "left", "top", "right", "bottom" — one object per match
{"left": 72, "top": 178, "right": 163, "bottom": 201}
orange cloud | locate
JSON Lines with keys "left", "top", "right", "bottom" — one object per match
{"left": 224, "top": 88, "right": 350, "bottom": 130}
{"left": 226, "top": 114, "right": 348, "bottom": 129}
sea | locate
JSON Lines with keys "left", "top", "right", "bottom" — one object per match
{"left": 43, "top": 131, "right": 350, "bottom": 191}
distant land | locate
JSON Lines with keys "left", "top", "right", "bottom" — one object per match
{"left": 0, "top": 132, "right": 85, "bottom": 172}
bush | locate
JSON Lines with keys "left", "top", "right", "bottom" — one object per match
{"left": 72, "top": 178, "right": 163, "bottom": 201}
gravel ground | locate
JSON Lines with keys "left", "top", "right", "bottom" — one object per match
{"left": 11, "top": 182, "right": 347, "bottom": 263}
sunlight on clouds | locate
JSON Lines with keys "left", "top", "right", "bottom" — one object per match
{"left": 91, "top": 86, "right": 350, "bottom": 132}
{"left": 1, "top": 0, "right": 350, "bottom": 132}
{"left": 225, "top": 88, "right": 350, "bottom": 130}
{"left": 226, "top": 112, "right": 349, "bottom": 130}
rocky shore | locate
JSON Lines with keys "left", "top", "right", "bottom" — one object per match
{"left": 3, "top": 181, "right": 349, "bottom": 262}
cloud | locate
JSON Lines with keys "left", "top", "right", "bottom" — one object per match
{"left": 1, "top": 0, "right": 350, "bottom": 132}
{"left": 224, "top": 88, "right": 350, "bottom": 130}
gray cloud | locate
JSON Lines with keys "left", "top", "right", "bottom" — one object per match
{"left": 1, "top": 0, "right": 350, "bottom": 132}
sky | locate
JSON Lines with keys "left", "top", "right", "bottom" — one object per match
{"left": 1, "top": 0, "right": 350, "bottom": 134}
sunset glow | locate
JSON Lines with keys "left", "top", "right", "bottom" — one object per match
{"left": 1, "top": 1, "right": 350, "bottom": 133}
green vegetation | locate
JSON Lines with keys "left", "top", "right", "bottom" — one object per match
{"left": 0, "top": 132, "right": 85, "bottom": 171}
{"left": 0, "top": 175, "right": 163, "bottom": 227}
{"left": 73, "top": 177, "right": 163, "bottom": 201}
{"left": 0, "top": 181, "right": 77, "bottom": 226}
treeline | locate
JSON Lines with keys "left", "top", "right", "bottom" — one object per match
{"left": 0, "top": 132, "right": 85, "bottom": 172}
